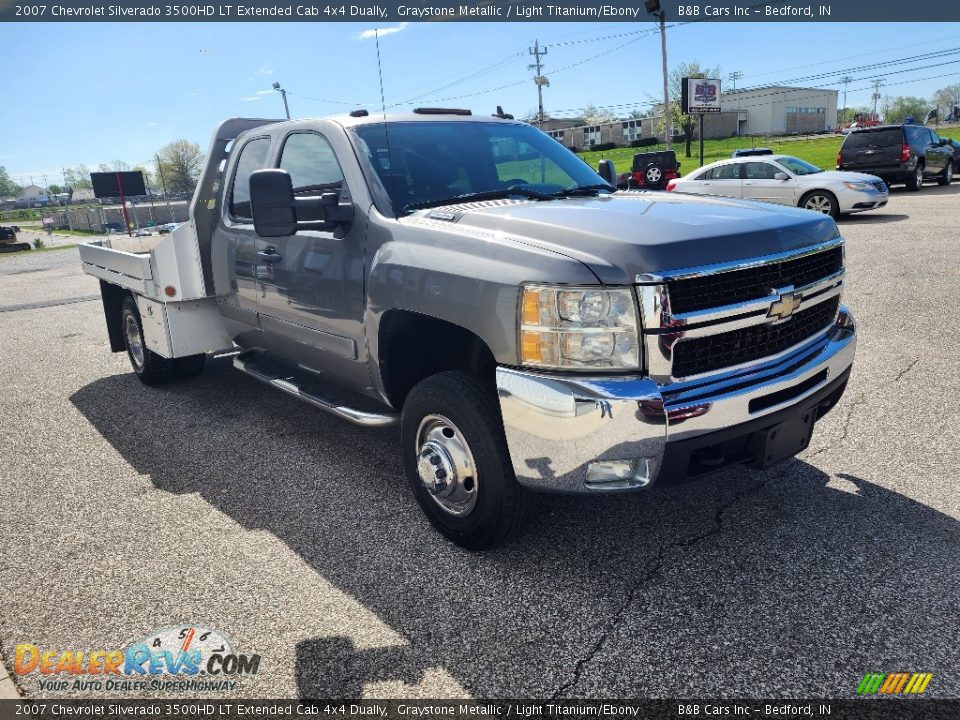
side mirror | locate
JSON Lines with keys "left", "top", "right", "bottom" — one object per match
{"left": 250, "top": 169, "right": 296, "bottom": 237}
{"left": 250, "top": 169, "right": 354, "bottom": 237}
{"left": 597, "top": 159, "right": 616, "bottom": 186}
{"left": 774, "top": 172, "right": 789, "bottom": 181}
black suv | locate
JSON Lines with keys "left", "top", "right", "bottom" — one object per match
{"left": 837, "top": 124, "right": 954, "bottom": 190}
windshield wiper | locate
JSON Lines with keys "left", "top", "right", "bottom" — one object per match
{"left": 555, "top": 183, "right": 615, "bottom": 197}
{"left": 403, "top": 186, "right": 555, "bottom": 213}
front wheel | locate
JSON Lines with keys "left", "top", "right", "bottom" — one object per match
{"left": 401, "top": 371, "right": 528, "bottom": 550}
{"left": 800, "top": 190, "right": 839, "bottom": 218}
{"left": 121, "top": 297, "right": 173, "bottom": 386}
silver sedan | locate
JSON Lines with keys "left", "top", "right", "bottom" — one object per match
{"left": 667, "top": 154, "right": 889, "bottom": 218}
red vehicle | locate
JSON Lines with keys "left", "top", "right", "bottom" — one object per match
{"left": 616, "top": 150, "right": 681, "bottom": 191}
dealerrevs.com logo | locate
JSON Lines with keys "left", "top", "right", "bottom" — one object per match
{"left": 13, "top": 625, "right": 260, "bottom": 692}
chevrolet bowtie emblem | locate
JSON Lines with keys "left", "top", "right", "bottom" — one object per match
{"left": 768, "top": 291, "right": 803, "bottom": 321}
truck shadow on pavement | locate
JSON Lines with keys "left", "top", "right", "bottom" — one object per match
{"left": 70, "top": 359, "right": 960, "bottom": 698}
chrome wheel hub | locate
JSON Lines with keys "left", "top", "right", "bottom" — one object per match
{"left": 804, "top": 195, "right": 831, "bottom": 214}
{"left": 415, "top": 414, "right": 478, "bottom": 517}
{"left": 646, "top": 167, "right": 662, "bottom": 183}
{"left": 124, "top": 313, "right": 145, "bottom": 370}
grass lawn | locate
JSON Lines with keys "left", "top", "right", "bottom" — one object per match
{"left": 578, "top": 126, "right": 960, "bottom": 176}
{"left": 21, "top": 224, "right": 104, "bottom": 237}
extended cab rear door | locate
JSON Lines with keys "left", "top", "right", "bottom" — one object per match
{"left": 211, "top": 134, "right": 272, "bottom": 339}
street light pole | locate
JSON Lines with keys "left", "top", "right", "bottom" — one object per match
{"left": 729, "top": 71, "right": 743, "bottom": 136}
{"left": 273, "top": 81, "right": 290, "bottom": 119}
{"left": 646, "top": 0, "right": 672, "bottom": 150}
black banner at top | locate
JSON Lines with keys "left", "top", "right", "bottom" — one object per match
{"left": 1, "top": 0, "right": 958, "bottom": 22}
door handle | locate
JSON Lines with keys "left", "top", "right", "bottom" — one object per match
{"left": 257, "top": 248, "right": 282, "bottom": 263}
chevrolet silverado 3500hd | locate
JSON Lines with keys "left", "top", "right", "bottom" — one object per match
{"left": 80, "top": 112, "right": 856, "bottom": 549}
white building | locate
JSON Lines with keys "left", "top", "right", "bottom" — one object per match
{"left": 17, "top": 184, "right": 51, "bottom": 207}
{"left": 723, "top": 86, "right": 838, "bottom": 136}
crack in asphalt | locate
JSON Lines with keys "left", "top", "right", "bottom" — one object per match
{"left": 892, "top": 357, "right": 920, "bottom": 383}
{"left": 551, "top": 475, "right": 775, "bottom": 699}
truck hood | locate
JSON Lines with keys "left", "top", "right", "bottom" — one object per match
{"left": 426, "top": 192, "right": 839, "bottom": 285}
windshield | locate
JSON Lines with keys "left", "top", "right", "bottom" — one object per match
{"left": 352, "top": 121, "right": 608, "bottom": 214}
{"left": 776, "top": 156, "right": 822, "bottom": 175}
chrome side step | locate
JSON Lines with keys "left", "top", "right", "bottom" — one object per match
{"left": 233, "top": 353, "right": 399, "bottom": 428}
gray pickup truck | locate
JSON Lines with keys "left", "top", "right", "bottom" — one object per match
{"left": 80, "top": 111, "right": 857, "bottom": 549}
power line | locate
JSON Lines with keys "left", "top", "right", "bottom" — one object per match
{"left": 744, "top": 32, "right": 960, "bottom": 80}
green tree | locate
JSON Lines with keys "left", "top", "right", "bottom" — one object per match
{"left": 155, "top": 139, "right": 204, "bottom": 195}
{"left": 581, "top": 104, "right": 617, "bottom": 125}
{"left": 932, "top": 84, "right": 960, "bottom": 115}
{"left": 883, "top": 96, "right": 931, "bottom": 124}
{"left": 0, "top": 166, "right": 21, "bottom": 198}
{"left": 63, "top": 164, "right": 93, "bottom": 189}
{"left": 661, "top": 61, "right": 722, "bottom": 158}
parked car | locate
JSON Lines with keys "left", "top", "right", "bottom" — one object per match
{"left": 837, "top": 124, "right": 953, "bottom": 190}
{"left": 667, "top": 154, "right": 889, "bottom": 218}
{"left": 79, "top": 112, "right": 857, "bottom": 549}
{"left": 731, "top": 148, "right": 773, "bottom": 158}
{"left": 621, "top": 150, "right": 680, "bottom": 190}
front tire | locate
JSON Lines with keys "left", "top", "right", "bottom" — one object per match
{"left": 401, "top": 371, "right": 528, "bottom": 550}
{"left": 800, "top": 190, "right": 839, "bottom": 218}
{"left": 121, "top": 297, "right": 173, "bottom": 386}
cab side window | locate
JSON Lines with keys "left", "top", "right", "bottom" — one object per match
{"left": 229, "top": 137, "right": 271, "bottom": 220}
{"left": 279, "top": 133, "right": 345, "bottom": 194}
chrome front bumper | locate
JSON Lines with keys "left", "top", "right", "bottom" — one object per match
{"left": 496, "top": 307, "right": 856, "bottom": 493}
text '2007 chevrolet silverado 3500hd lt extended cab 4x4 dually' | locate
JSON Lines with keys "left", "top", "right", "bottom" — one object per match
{"left": 80, "top": 111, "right": 856, "bottom": 549}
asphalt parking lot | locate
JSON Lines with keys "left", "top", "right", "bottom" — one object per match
{"left": 1, "top": 184, "right": 958, "bottom": 700}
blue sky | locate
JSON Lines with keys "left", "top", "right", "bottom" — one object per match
{"left": 3, "top": 21, "right": 959, "bottom": 184}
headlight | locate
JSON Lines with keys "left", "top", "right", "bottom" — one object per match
{"left": 843, "top": 181, "right": 875, "bottom": 191}
{"left": 520, "top": 285, "right": 640, "bottom": 370}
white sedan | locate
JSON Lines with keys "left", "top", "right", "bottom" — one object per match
{"left": 666, "top": 154, "right": 889, "bottom": 218}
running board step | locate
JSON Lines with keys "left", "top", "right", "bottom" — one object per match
{"left": 233, "top": 352, "right": 399, "bottom": 428}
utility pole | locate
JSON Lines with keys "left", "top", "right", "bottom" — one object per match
{"left": 155, "top": 154, "right": 174, "bottom": 222}
{"left": 840, "top": 76, "right": 853, "bottom": 125}
{"left": 528, "top": 41, "right": 548, "bottom": 128}
{"left": 728, "top": 71, "right": 743, "bottom": 136}
{"left": 657, "top": 9, "right": 671, "bottom": 149}
{"left": 871, "top": 79, "right": 884, "bottom": 118}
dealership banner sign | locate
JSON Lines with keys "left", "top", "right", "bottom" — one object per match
{"left": 2, "top": 0, "right": 958, "bottom": 22}
{"left": 682, "top": 78, "right": 722, "bottom": 114}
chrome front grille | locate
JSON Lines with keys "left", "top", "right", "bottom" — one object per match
{"left": 637, "top": 238, "right": 845, "bottom": 384}
{"left": 667, "top": 245, "right": 843, "bottom": 315}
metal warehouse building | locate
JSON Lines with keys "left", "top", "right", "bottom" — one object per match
{"left": 723, "top": 85, "right": 838, "bottom": 136}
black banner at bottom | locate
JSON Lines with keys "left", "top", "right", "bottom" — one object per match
{"left": 1, "top": 699, "right": 958, "bottom": 720}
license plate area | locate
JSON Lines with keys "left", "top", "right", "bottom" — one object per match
{"left": 750, "top": 406, "right": 816, "bottom": 469}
